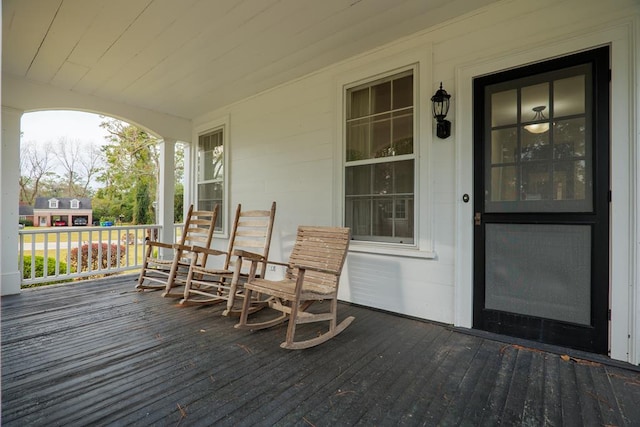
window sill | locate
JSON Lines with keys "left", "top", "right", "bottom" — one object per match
{"left": 348, "top": 243, "right": 436, "bottom": 259}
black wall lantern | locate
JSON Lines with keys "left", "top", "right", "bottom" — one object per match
{"left": 431, "top": 82, "right": 451, "bottom": 139}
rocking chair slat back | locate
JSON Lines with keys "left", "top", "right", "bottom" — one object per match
{"left": 286, "top": 226, "right": 350, "bottom": 290}
{"left": 225, "top": 202, "right": 277, "bottom": 276}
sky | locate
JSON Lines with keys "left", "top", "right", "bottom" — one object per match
{"left": 20, "top": 110, "right": 113, "bottom": 146}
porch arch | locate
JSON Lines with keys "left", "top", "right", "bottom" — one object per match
{"left": 2, "top": 87, "right": 191, "bottom": 294}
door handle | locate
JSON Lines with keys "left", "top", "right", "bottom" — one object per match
{"left": 474, "top": 212, "right": 481, "bottom": 226}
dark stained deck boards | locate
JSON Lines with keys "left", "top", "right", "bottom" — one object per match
{"left": 2, "top": 275, "right": 640, "bottom": 426}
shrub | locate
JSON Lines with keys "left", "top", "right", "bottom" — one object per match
{"left": 70, "top": 243, "right": 127, "bottom": 273}
{"left": 21, "top": 255, "right": 72, "bottom": 288}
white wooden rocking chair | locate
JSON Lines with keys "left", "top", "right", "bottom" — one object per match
{"left": 235, "top": 226, "right": 354, "bottom": 349}
{"left": 136, "top": 205, "right": 218, "bottom": 297}
{"left": 180, "top": 202, "right": 276, "bottom": 316}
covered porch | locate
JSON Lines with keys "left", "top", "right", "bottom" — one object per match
{"left": 2, "top": 0, "right": 639, "bottom": 367}
{"left": 2, "top": 275, "right": 639, "bottom": 425}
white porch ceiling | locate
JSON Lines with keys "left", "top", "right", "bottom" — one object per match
{"left": 2, "top": 0, "right": 498, "bottom": 120}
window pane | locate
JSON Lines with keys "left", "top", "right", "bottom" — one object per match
{"left": 198, "top": 182, "right": 223, "bottom": 230}
{"left": 349, "top": 88, "right": 369, "bottom": 119}
{"left": 393, "top": 75, "right": 413, "bottom": 109}
{"left": 491, "top": 89, "right": 517, "bottom": 127}
{"left": 373, "top": 198, "right": 393, "bottom": 236}
{"left": 554, "top": 75, "right": 585, "bottom": 117}
{"left": 392, "top": 110, "right": 413, "bottom": 155}
{"left": 395, "top": 197, "right": 414, "bottom": 240}
{"left": 394, "top": 160, "right": 414, "bottom": 193}
{"left": 345, "top": 165, "right": 371, "bottom": 195}
{"left": 346, "top": 118, "right": 370, "bottom": 161}
{"left": 372, "top": 113, "right": 391, "bottom": 158}
{"left": 373, "top": 163, "right": 392, "bottom": 194}
{"left": 197, "top": 129, "right": 224, "bottom": 229}
{"left": 345, "top": 198, "right": 371, "bottom": 237}
{"left": 198, "top": 130, "right": 224, "bottom": 182}
{"left": 372, "top": 81, "right": 391, "bottom": 114}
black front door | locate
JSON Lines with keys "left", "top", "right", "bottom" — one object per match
{"left": 473, "top": 47, "right": 610, "bottom": 354}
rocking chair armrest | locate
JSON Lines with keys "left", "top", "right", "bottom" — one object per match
{"left": 146, "top": 241, "right": 174, "bottom": 250}
{"left": 263, "top": 260, "right": 290, "bottom": 268}
{"left": 190, "top": 245, "right": 228, "bottom": 257}
{"left": 173, "top": 243, "right": 194, "bottom": 252}
{"left": 232, "top": 249, "right": 264, "bottom": 262}
{"left": 291, "top": 263, "right": 338, "bottom": 276}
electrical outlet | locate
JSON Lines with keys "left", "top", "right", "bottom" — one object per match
{"left": 268, "top": 265, "right": 276, "bottom": 272}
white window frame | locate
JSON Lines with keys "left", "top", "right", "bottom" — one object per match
{"left": 192, "top": 116, "right": 230, "bottom": 236}
{"left": 49, "top": 198, "right": 59, "bottom": 209}
{"left": 334, "top": 47, "right": 434, "bottom": 258}
{"left": 70, "top": 199, "right": 80, "bottom": 209}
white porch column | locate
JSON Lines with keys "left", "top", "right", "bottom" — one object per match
{"left": 158, "top": 138, "right": 175, "bottom": 260}
{"left": 182, "top": 140, "right": 193, "bottom": 220}
{"left": 1, "top": 107, "right": 23, "bottom": 295}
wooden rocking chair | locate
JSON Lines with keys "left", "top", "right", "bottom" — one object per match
{"left": 180, "top": 202, "right": 276, "bottom": 316}
{"left": 135, "top": 205, "right": 218, "bottom": 297}
{"left": 235, "top": 226, "right": 354, "bottom": 349}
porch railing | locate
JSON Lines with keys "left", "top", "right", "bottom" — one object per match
{"left": 18, "top": 224, "right": 184, "bottom": 286}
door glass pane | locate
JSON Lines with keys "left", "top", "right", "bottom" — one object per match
{"left": 521, "top": 83, "right": 549, "bottom": 122}
{"left": 485, "top": 224, "right": 591, "bottom": 325}
{"left": 491, "top": 89, "right": 517, "bottom": 127}
{"left": 491, "top": 128, "right": 517, "bottom": 164}
{"left": 553, "top": 160, "right": 587, "bottom": 201}
{"left": 491, "top": 166, "right": 517, "bottom": 201}
{"left": 486, "top": 66, "right": 592, "bottom": 212}
{"left": 554, "top": 118, "right": 586, "bottom": 158}
{"left": 521, "top": 163, "right": 551, "bottom": 201}
{"left": 521, "top": 129, "right": 550, "bottom": 161}
{"left": 554, "top": 75, "right": 585, "bottom": 117}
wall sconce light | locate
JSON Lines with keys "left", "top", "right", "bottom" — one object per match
{"left": 431, "top": 82, "right": 451, "bottom": 139}
{"left": 524, "top": 105, "right": 550, "bottom": 134}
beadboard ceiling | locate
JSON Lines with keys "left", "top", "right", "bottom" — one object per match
{"left": 2, "top": 0, "right": 498, "bottom": 120}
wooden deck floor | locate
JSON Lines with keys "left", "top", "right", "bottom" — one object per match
{"left": 2, "top": 275, "right": 639, "bottom": 426}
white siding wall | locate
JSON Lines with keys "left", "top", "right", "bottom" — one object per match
{"left": 193, "top": 0, "right": 639, "bottom": 363}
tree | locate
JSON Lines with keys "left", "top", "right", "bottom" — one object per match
{"left": 54, "top": 138, "right": 104, "bottom": 198}
{"left": 97, "top": 119, "right": 159, "bottom": 224}
{"left": 133, "top": 180, "right": 152, "bottom": 224}
{"left": 19, "top": 141, "right": 56, "bottom": 205}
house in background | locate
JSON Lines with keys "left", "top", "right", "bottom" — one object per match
{"left": 18, "top": 202, "right": 33, "bottom": 225}
{"left": 1, "top": 0, "right": 638, "bottom": 366}
{"left": 32, "top": 197, "right": 92, "bottom": 227}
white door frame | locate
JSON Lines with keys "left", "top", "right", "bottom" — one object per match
{"left": 454, "top": 22, "right": 637, "bottom": 364}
